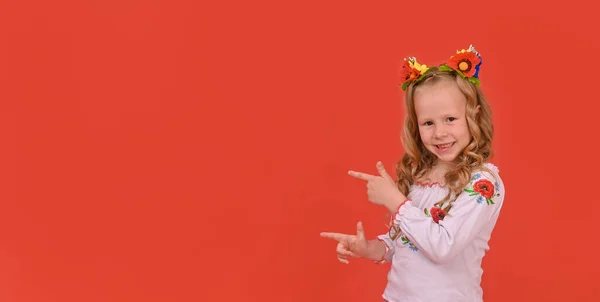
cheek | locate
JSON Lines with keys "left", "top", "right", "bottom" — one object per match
{"left": 418, "top": 128, "right": 430, "bottom": 143}
{"left": 456, "top": 122, "right": 471, "bottom": 140}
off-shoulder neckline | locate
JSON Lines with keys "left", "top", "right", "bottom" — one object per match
{"left": 412, "top": 163, "right": 499, "bottom": 189}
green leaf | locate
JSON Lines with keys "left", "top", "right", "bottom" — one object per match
{"left": 401, "top": 82, "right": 409, "bottom": 91}
{"left": 438, "top": 65, "right": 453, "bottom": 72}
{"left": 464, "top": 189, "right": 474, "bottom": 193}
{"left": 456, "top": 70, "right": 467, "bottom": 78}
{"left": 469, "top": 192, "right": 478, "bottom": 196}
{"left": 416, "top": 71, "right": 429, "bottom": 82}
{"left": 469, "top": 77, "right": 481, "bottom": 86}
{"left": 424, "top": 208, "right": 430, "bottom": 216}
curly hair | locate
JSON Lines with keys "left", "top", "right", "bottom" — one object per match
{"left": 388, "top": 66, "right": 494, "bottom": 240}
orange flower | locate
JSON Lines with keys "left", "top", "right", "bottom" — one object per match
{"left": 399, "top": 59, "right": 421, "bottom": 83}
{"left": 447, "top": 51, "right": 481, "bottom": 78}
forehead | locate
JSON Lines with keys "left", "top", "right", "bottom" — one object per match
{"left": 413, "top": 80, "right": 466, "bottom": 119}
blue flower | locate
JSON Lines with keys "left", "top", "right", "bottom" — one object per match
{"left": 408, "top": 243, "right": 419, "bottom": 251}
{"left": 473, "top": 55, "right": 482, "bottom": 78}
{"left": 472, "top": 173, "right": 481, "bottom": 181}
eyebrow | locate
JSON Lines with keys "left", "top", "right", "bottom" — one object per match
{"left": 417, "top": 114, "right": 459, "bottom": 122}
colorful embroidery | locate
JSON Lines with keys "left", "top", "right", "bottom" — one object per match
{"left": 401, "top": 235, "right": 418, "bottom": 251}
{"left": 424, "top": 206, "right": 447, "bottom": 223}
{"left": 464, "top": 173, "right": 500, "bottom": 205}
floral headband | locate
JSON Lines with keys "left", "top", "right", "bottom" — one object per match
{"left": 400, "top": 45, "right": 483, "bottom": 91}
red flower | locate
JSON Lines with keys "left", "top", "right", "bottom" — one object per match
{"left": 399, "top": 60, "right": 421, "bottom": 83}
{"left": 473, "top": 179, "right": 495, "bottom": 199}
{"left": 447, "top": 52, "right": 481, "bottom": 78}
{"left": 430, "top": 206, "right": 446, "bottom": 224}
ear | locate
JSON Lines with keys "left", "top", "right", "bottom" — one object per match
{"left": 475, "top": 105, "right": 481, "bottom": 114}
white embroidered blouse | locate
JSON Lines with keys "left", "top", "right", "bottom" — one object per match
{"left": 377, "top": 163, "right": 505, "bottom": 302}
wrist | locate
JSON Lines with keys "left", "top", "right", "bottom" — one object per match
{"left": 385, "top": 194, "right": 407, "bottom": 214}
{"left": 368, "top": 238, "right": 389, "bottom": 262}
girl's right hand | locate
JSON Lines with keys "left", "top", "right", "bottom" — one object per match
{"left": 320, "top": 221, "right": 369, "bottom": 264}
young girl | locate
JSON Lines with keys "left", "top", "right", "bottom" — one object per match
{"left": 321, "top": 45, "right": 505, "bottom": 302}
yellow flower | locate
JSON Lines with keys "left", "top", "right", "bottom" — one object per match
{"left": 409, "top": 59, "right": 429, "bottom": 74}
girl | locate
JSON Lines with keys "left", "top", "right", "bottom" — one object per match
{"left": 321, "top": 45, "right": 505, "bottom": 302}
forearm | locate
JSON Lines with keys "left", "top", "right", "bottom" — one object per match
{"left": 384, "top": 194, "right": 408, "bottom": 215}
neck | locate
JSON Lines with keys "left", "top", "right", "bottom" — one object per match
{"left": 433, "top": 160, "right": 456, "bottom": 173}
{"left": 428, "top": 160, "right": 456, "bottom": 183}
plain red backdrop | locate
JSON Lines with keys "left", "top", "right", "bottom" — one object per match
{"left": 1, "top": 0, "right": 599, "bottom": 301}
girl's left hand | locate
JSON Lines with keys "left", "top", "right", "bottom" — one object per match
{"left": 349, "top": 161, "right": 407, "bottom": 212}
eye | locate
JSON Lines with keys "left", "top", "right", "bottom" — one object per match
{"left": 446, "top": 117, "right": 456, "bottom": 122}
{"left": 423, "top": 121, "right": 433, "bottom": 126}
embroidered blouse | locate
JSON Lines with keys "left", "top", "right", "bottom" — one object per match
{"left": 377, "top": 163, "right": 505, "bottom": 302}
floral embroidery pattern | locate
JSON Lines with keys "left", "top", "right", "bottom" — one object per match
{"left": 401, "top": 235, "right": 418, "bottom": 251}
{"left": 424, "top": 206, "right": 447, "bottom": 223}
{"left": 464, "top": 173, "right": 500, "bottom": 205}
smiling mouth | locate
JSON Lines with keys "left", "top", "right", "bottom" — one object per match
{"left": 435, "top": 142, "right": 455, "bottom": 150}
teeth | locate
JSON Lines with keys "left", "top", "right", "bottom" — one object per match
{"left": 437, "top": 143, "right": 453, "bottom": 148}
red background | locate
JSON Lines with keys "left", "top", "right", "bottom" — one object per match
{"left": 1, "top": 0, "right": 599, "bottom": 301}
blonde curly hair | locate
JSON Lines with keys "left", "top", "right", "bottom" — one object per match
{"left": 389, "top": 66, "right": 494, "bottom": 240}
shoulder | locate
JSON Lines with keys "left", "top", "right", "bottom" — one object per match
{"left": 463, "top": 162, "right": 504, "bottom": 205}
{"left": 475, "top": 162, "right": 500, "bottom": 175}
{"left": 471, "top": 162, "right": 502, "bottom": 182}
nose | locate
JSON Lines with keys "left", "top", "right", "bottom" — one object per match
{"left": 434, "top": 125, "right": 448, "bottom": 138}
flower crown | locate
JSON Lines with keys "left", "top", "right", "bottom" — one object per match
{"left": 400, "top": 45, "right": 483, "bottom": 91}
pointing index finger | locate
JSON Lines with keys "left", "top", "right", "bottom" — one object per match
{"left": 348, "top": 170, "right": 376, "bottom": 181}
{"left": 320, "top": 232, "right": 348, "bottom": 242}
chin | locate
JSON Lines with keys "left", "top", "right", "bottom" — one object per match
{"left": 429, "top": 149, "right": 459, "bottom": 163}
{"left": 437, "top": 155, "right": 458, "bottom": 162}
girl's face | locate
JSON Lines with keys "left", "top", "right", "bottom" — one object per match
{"left": 414, "top": 79, "right": 472, "bottom": 166}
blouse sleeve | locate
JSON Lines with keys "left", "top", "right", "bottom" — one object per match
{"left": 394, "top": 169, "right": 505, "bottom": 264}
{"left": 374, "top": 231, "right": 395, "bottom": 264}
